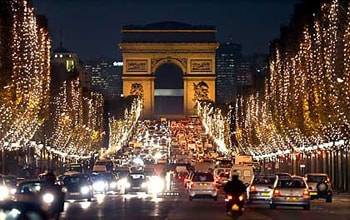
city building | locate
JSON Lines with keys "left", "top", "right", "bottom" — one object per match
{"left": 236, "top": 57, "right": 253, "bottom": 87}
{"left": 84, "top": 59, "right": 123, "bottom": 99}
{"left": 215, "top": 41, "right": 242, "bottom": 104}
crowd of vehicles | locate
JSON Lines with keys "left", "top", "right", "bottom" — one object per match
{"left": 0, "top": 118, "right": 338, "bottom": 219}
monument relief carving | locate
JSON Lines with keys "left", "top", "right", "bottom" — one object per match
{"left": 190, "top": 59, "right": 212, "bottom": 72}
{"left": 193, "top": 81, "right": 210, "bottom": 102}
{"left": 130, "top": 83, "right": 144, "bottom": 100}
{"left": 126, "top": 60, "right": 148, "bottom": 72}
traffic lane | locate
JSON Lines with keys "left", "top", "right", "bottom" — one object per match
{"left": 60, "top": 194, "right": 180, "bottom": 220}
{"left": 167, "top": 195, "right": 350, "bottom": 220}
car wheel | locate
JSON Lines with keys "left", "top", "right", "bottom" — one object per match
{"left": 326, "top": 196, "right": 332, "bottom": 203}
{"left": 303, "top": 205, "right": 310, "bottom": 210}
{"left": 270, "top": 204, "right": 276, "bottom": 209}
{"left": 213, "top": 196, "right": 218, "bottom": 201}
{"left": 87, "top": 197, "right": 92, "bottom": 202}
{"left": 189, "top": 196, "right": 193, "bottom": 201}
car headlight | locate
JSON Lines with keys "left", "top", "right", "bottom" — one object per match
{"left": 93, "top": 181, "right": 106, "bottom": 191}
{"left": 148, "top": 176, "right": 164, "bottom": 194}
{"left": 110, "top": 181, "right": 117, "bottom": 189}
{"left": 62, "top": 187, "right": 68, "bottom": 193}
{"left": 118, "top": 178, "right": 130, "bottom": 188}
{"left": 10, "top": 188, "right": 16, "bottom": 195}
{"left": 239, "top": 195, "right": 244, "bottom": 201}
{"left": 80, "top": 186, "right": 90, "bottom": 195}
{"left": 0, "top": 186, "right": 10, "bottom": 200}
{"left": 141, "top": 182, "right": 148, "bottom": 188}
{"left": 42, "top": 193, "right": 55, "bottom": 204}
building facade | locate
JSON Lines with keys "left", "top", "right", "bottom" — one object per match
{"left": 215, "top": 41, "right": 242, "bottom": 104}
{"left": 84, "top": 59, "right": 122, "bottom": 99}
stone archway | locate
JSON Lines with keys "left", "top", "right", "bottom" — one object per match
{"left": 120, "top": 22, "right": 218, "bottom": 118}
{"left": 154, "top": 62, "right": 184, "bottom": 116}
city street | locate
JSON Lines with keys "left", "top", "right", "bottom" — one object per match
{"left": 60, "top": 191, "right": 350, "bottom": 220}
{"left": 2, "top": 1, "right": 350, "bottom": 219}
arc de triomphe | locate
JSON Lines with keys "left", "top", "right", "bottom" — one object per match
{"left": 119, "top": 22, "right": 218, "bottom": 118}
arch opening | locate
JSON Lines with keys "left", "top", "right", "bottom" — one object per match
{"left": 154, "top": 63, "right": 184, "bottom": 116}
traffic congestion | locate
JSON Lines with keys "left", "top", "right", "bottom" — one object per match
{"left": 0, "top": 118, "right": 346, "bottom": 220}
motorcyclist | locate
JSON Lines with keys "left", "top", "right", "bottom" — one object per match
{"left": 224, "top": 171, "right": 247, "bottom": 213}
{"left": 40, "top": 171, "right": 65, "bottom": 213}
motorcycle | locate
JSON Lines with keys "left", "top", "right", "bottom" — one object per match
{"left": 225, "top": 193, "right": 245, "bottom": 220}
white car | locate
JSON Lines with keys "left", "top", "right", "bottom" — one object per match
{"left": 270, "top": 176, "right": 311, "bottom": 210}
{"left": 188, "top": 172, "right": 217, "bottom": 201}
{"left": 248, "top": 175, "right": 276, "bottom": 202}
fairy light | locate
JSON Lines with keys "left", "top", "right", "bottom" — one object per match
{"left": 212, "top": 0, "right": 350, "bottom": 160}
{"left": 107, "top": 97, "right": 142, "bottom": 156}
{"left": 196, "top": 101, "right": 231, "bottom": 155}
{"left": 49, "top": 79, "right": 104, "bottom": 158}
{"left": 0, "top": 0, "right": 51, "bottom": 150}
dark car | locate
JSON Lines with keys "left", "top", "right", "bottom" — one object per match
{"left": 62, "top": 174, "right": 93, "bottom": 201}
{"left": 15, "top": 180, "right": 64, "bottom": 219}
{"left": 91, "top": 172, "right": 118, "bottom": 194}
{"left": 305, "top": 173, "right": 333, "bottom": 202}
{"left": 121, "top": 173, "right": 148, "bottom": 194}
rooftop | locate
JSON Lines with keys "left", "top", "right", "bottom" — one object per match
{"left": 122, "top": 21, "right": 216, "bottom": 31}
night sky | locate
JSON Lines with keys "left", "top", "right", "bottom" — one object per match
{"left": 32, "top": 0, "right": 300, "bottom": 61}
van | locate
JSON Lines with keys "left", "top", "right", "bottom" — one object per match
{"left": 230, "top": 164, "right": 254, "bottom": 186}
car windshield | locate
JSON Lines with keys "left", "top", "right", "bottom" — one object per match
{"left": 253, "top": 176, "right": 276, "bottom": 185}
{"left": 66, "top": 164, "right": 82, "bottom": 172}
{"left": 278, "top": 179, "right": 306, "bottom": 188}
{"left": 64, "top": 176, "right": 88, "bottom": 185}
{"left": 129, "top": 174, "right": 145, "bottom": 180}
{"left": 193, "top": 173, "right": 214, "bottom": 182}
{"left": 19, "top": 182, "right": 43, "bottom": 193}
{"left": 219, "top": 172, "right": 230, "bottom": 178}
{"left": 4, "top": 176, "right": 16, "bottom": 186}
{"left": 307, "top": 175, "right": 327, "bottom": 182}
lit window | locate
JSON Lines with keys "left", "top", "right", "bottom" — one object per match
{"left": 66, "top": 59, "right": 75, "bottom": 72}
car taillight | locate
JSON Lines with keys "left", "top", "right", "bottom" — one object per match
{"left": 250, "top": 185, "right": 256, "bottom": 192}
{"left": 225, "top": 195, "right": 233, "bottom": 201}
{"left": 303, "top": 189, "right": 309, "bottom": 197}
{"left": 274, "top": 189, "right": 281, "bottom": 197}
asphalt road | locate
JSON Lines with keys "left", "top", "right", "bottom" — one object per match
{"left": 60, "top": 187, "right": 350, "bottom": 220}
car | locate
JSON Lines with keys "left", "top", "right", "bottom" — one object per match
{"left": 248, "top": 175, "right": 276, "bottom": 203}
{"left": 270, "top": 176, "right": 311, "bottom": 210}
{"left": 119, "top": 173, "right": 148, "bottom": 194}
{"left": 188, "top": 172, "right": 218, "bottom": 201}
{"left": 15, "top": 180, "right": 65, "bottom": 219}
{"left": 305, "top": 173, "right": 332, "bottom": 202}
{"left": 62, "top": 174, "right": 93, "bottom": 201}
{"left": 90, "top": 173, "right": 108, "bottom": 194}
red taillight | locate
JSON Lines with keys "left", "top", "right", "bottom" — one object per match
{"left": 225, "top": 195, "right": 233, "bottom": 202}
{"left": 250, "top": 185, "right": 256, "bottom": 192}
{"left": 274, "top": 189, "right": 281, "bottom": 197}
